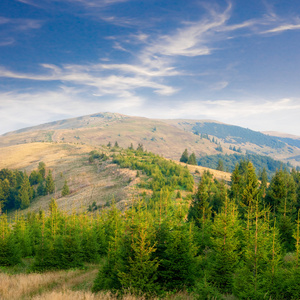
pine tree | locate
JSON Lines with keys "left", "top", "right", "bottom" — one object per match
{"left": 37, "top": 181, "right": 46, "bottom": 196}
{"left": 210, "top": 195, "right": 240, "bottom": 293}
{"left": 38, "top": 161, "right": 46, "bottom": 179}
{"left": 45, "top": 170, "right": 55, "bottom": 195}
{"left": 241, "top": 162, "right": 259, "bottom": 211}
{"left": 188, "top": 153, "right": 197, "bottom": 165}
{"left": 62, "top": 180, "right": 70, "bottom": 196}
{"left": 180, "top": 149, "right": 189, "bottom": 163}
{"left": 216, "top": 159, "right": 224, "bottom": 171}
{"left": 18, "top": 173, "right": 32, "bottom": 209}
{"left": 118, "top": 225, "right": 159, "bottom": 295}
{"left": 137, "top": 143, "right": 144, "bottom": 152}
{"left": 259, "top": 167, "right": 268, "bottom": 200}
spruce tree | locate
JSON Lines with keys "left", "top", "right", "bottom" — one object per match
{"left": 18, "top": 173, "right": 32, "bottom": 209}
{"left": 180, "top": 149, "right": 189, "bottom": 163}
{"left": 37, "top": 181, "right": 46, "bottom": 196}
{"left": 38, "top": 161, "right": 46, "bottom": 179}
{"left": 210, "top": 195, "right": 240, "bottom": 293}
{"left": 45, "top": 170, "right": 55, "bottom": 195}
{"left": 62, "top": 180, "right": 70, "bottom": 196}
{"left": 216, "top": 159, "right": 224, "bottom": 171}
{"left": 188, "top": 152, "right": 197, "bottom": 165}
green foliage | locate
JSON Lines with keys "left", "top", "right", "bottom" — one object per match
{"left": 188, "top": 152, "right": 197, "bottom": 165}
{"left": 45, "top": 170, "right": 55, "bottom": 195}
{"left": 1, "top": 150, "right": 300, "bottom": 298}
{"left": 198, "top": 153, "right": 290, "bottom": 179}
{"left": 192, "top": 122, "right": 285, "bottom": 149}
{"left": 89, "top": 150, "right": 109, "bottom": 163}
{"left": 209, "top": 197, "right": 240, "bottom": 293}
{"left": 180, "top": 149, "right": 189, "bottom": 163}
{"left": 0, "top": 215, "right": 21, "bottom": 266}
{"left": 62, "top": 180, "right": 70, "bottom": 196}
{"left": 113, "top": 149, "right": 194, "bottom": 193}
{"left": 216, "top": 159, "right": 224, "bottom": 171}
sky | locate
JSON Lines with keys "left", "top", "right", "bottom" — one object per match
{"left": 1, "top": 0, "right": 300, "bottom": 135}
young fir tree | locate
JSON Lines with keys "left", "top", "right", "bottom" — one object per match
{"left": 188, "top": 170, "right": 213, "bottom": 250}
{"left": 0, "top": 214, "right": 21, "bottom": 266}
{"left": 233, "top": 201, "right": 281, "bottom": 299}
{"left": 180, "top": 149, "right": 189, "bottom": 163}
{"left": 62, "top": 180, "right": 70, "bottom": 196}
{"left": 259, "top": 167, "right": 268, "bottom": 200}
{"left": 240, "top": 162, "right": 259, "bottom": 213}
{"left": 13, "top": 215, "right": 32, "bottom": 257}
{"left": 209, "top": 195, "right": 240, "bottom": 293}
{"left": 38, "top": 161, "right": 46, "bottom": 179}
{"left": 45, "top": 170, "right": 55, "bottom": 195}
{"left": 118, "top": 224, "right": 159, "bottom": 295}
{"left": 216, "top": 159, "right": 224, "bottom": 171}
{"left": 188, "top": 152, "right": 197, "bottom": 165}
{"left": 37, "top": 181, "right": 46, "bottom": 196}
{"left": 18, "top": 173, "right": 32, "bottom": 209}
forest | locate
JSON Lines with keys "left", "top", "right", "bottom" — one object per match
{"left": 1, "top": 147, "right": 300, "bottom": 299}
{"left": 197, "top": 152, "right": 291, "bottom": 179}
{"left": 191, "top": 122, "right": 285, "bottom": 149}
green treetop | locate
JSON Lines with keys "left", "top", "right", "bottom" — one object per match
{"left": 180, "top": 149, "right": 189, "bottom": 163}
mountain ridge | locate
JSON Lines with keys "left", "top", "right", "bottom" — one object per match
{"left": 1, "top": 112, "right": 300, "bottom": 167}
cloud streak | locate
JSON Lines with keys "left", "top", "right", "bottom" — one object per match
{"left": 0, "top": 17, "right": 43, "bottom": 46}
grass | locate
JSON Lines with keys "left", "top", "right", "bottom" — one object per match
{"left": 1, "top": 143, "right": 136, "bottom": 217}
{"left": 0, "top": 259, "right": 198, "bottom": 300}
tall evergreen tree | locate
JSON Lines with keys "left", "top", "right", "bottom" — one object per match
{"left": 216, "top": 159, "right": 224, "bottom": 171}
{"left": 62, "top": 180, "right": 70, "bottom": 196}
{"left": 210, "top": 195, "right": 240, "bottom": 293}
{"left": 180, "top": 149, "right": 189, "bottom": 163}
{"left": 45, "top": 170, "right": 55, "bottom": 195}
{"left": 18, "top": 173, "right": 32, "bottom": 209}
{"left": 188, "top": 152, "right": 197, "bottom": 165}
{"left": 38, "top": 161, "right": 46, "bottom": 179}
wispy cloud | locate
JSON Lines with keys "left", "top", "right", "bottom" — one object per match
{"left": 0, "top": 61, "right": 177, "bottom": 97}
{"left": 262, "top": 23, "right": 300, "bottom": 34}
{"left": 17, "top": 0, "right": 131, "bottom": 10}
{"left": 143, "top": 4, "right": 232, "bottom": 58}
{"left": 0, "top": 17, "right": 43, "bottom": 46}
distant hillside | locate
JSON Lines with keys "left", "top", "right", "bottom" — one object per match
{"left": 2, "top": 112, "right": 300, "bottom": 168}
{"left": 191, "top": 122, "right": 285, "bottom": 149}
{"left": 0, "top": 113, "right": 230, "bottom": 161}
{"left": 197, "top": 153, "right": 291, "bottom": 179}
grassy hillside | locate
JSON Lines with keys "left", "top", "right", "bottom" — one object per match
{"left": 1, "top": 112, "right": 300, "bottom": 168}
{"left": 0, "top": 141, "right": 232, "bottom": 216}
{"left": 0, "top": 143, "right": 136, "bottom": 215}
{"left": 0, "top": 113, "right": 230, "bottom": 161}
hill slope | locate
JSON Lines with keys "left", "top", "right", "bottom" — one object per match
{"left": 1, "top": 112, "right": 300, "bottom": 167}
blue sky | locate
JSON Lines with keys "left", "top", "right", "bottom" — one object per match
{"left": 1, "top": 0, "right": 300, "bottom": 135}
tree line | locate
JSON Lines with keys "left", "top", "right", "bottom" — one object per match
{"left": 0, "top": 162, "right": 55, "bottom": 212}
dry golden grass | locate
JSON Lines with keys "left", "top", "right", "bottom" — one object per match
{"left": 0, "top": 268, "right": 194, "bottom": 300}
{"left": 31, "top": 290, "right": 149, "bottom": 300}
{"left": 0, "top": 142, "right": 94, "bottom": 171}
{"left": 0, "top": 269, "right": 82, "bottom": 300}
{"left": 174, "top": 160, "right": 232, "bottom": 183}
{"left": 0, "top": 143, "right": 134, "bottom": 217}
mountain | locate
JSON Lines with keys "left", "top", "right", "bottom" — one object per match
{"left": 1, "top": 112, "right": 300, "bottom": 168}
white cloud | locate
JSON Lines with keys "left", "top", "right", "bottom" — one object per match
{"left": 262, "top": 23, "right": 300, "bottom": 34}
{"left": 0, "top": 57, "right": 178, "bottom": 96}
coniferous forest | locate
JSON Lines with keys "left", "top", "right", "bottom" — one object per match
{"left": 1, "top": 147, "right": 300, "bottom": 299}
